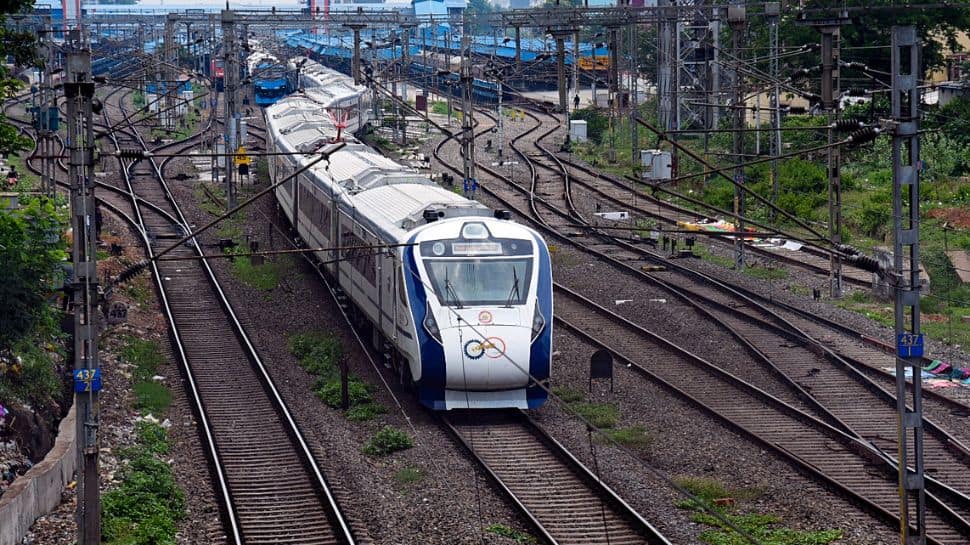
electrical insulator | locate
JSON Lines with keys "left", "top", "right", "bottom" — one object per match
{"left": 115, "top": 259, "right": 150, "bottom": 285}
{"left": 837, "top": 243, "right": 862, "bottom": 256}
{"left": 849, "top": 254, "right": 881, "bottom": 273}
{"left": 846, "top": 127, "right": 880, "bottom": 147}
{"left": 846, "top": 88, "right": 867, "bottom": 97}
{"left": 834, "top": 119, "right": 863, "bottom": 132}
{"left": 118, "top": 148, "right": 144, "bottom": 159}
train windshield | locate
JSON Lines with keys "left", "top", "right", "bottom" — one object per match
{"left": 424, "top": 258, "right": 533, "bottom": 307}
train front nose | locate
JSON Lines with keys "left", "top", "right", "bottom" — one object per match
{"left": 442, "top": 326, "right": 532, "bottom": 390}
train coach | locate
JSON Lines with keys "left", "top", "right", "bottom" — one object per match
{"left": 265, "top": 61, "right": 553, "bottom": 410}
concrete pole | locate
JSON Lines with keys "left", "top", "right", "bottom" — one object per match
{"left": 66, "top": 40, "right": 101, "bottom": 545}
{"left": 768, "top": 2, "right": 781, "bottom": 222}
{"left": 555, "top": 35, "right": 567, "bottom": 114}
{"left": 352, "top": 27, "right": 362, "bottom": 86}
{"left": 222, "top": 9, "right": 238, "bottom": 210}
{"left": 821, "top": 25, "right": 843, "bottom": 297}
{"left": 460, "top": 34, "right": 476, "bottom": 197}
{"left": 572, "top": 29, "right": 579, "bottom": 108}
{"left": 608, "top": 27, "right": 619, "bottom": 163}
{"left": 514, "top": 26, "right": 521, "bottom": 66}
{"left": 164, "top": 15, "right": 177, "bottom": 130}
{"left": 729, "top": 4, "right": 746, "bottom": 270}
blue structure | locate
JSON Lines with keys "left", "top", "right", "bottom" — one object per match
{"left": 254, "top": 61, "right": 292, "bottom": 107}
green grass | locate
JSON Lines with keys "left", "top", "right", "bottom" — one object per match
{"left": 572, "top": 402, "right": 619, "bottom": 428}
{"left": 673, "top": 475, "right": 839, "bottom": 545}
{"left": 485, "top": 524, "right": 537, "bottom": 544}
{"left": 363, "top": 426, "right": 413, "bottom": 456}
{"left": 121, "top": 337, "right": 172, "bottom": 416}
{"left": 599, "top": 425, "right": 655, "bottom": 447}
{"left": 121, "top": 337, "right": 166, "bottom": 381}
{"left": 133, "top": 382, "right": 172, "bottom": 415}
{"left": 228, "top": 249, "right": 284, "bottom": 291}
{"left": 394, "top": 465, "right": 423, "bottom": 485}
{"left": 693, "top": 244, "right": 788, "bottom": 280}
{"left": 429, "top": 101, "right": 449, "bottom": 116}
{"left": 102, "top": 421, "right": 184, "bottom": 545}
{"left": 552, "top": 386, "right": 585, "bottom": 403}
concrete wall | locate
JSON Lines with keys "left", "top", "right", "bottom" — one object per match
{"left": 0, "top": 404, "right": 76, "bottom": 545}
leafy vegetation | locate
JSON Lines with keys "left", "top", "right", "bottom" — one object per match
{"left": 362, "top": 426, "right": 413, "bottom": 456}
{"left": 485, "top": 524, "right": 537, "bottom": 544}
{"left": 228, "top": 247, "right": 285, "bottom": 291}
{"left": 287, "top": 331, "right": 387, "bottom": 420}
{"left": 674, "top": 476, "right": 840, "bottom": 545}
{"left": 0, "top": 197, "right": 67, "bottom": 350}
{"left": 121, "top": 337, "right": 172, "bottom": 415}
{"left": 102, "top": 421, "right": 185, "bottom": 545}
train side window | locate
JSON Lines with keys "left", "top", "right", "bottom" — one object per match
{"left": 398, "top": 265, "right": 408, "bottom": 307}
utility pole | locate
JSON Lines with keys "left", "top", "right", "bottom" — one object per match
{"left": 65, "top": 35, "right": 101, "bottom": 545}
{"left": 799, "top": 6, "right": 849, "bottom": 297}
{"left": 222, "top": 9, "right": 238, "bottom": 210}
{"left": 821, "top": 24, "right": 843, "bottom": 297}
{"left": 554, "top": 33, "right": 568, "bottom": 115}
{"left": 460, "top": 33, "right": 476, "bottom": 198}
{"left": 607, "top": 26, "right": 619, "bottom": 163}
{"left": 728, "top": 4, "right": 746, "bottom": 270}
{"left": 767, "top": 1, "right": 781, "bottom": 222}
{"left": 37, "top": 25, "right": 57, "bottom": 197}
{"left": 892, "top": 25, "right": 926, "bottom": 545}
{"left": 164, "top": 15, "right": 177, "bottom": 131}
{"left": 657, "top": 0, "right": 673, "bottom": 138}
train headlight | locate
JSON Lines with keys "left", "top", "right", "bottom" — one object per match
{"left": 423, "top": 303, "right": 443, "bottom": 344}
{"left": 531, "top": 305, "right": 546, "bottom": 342}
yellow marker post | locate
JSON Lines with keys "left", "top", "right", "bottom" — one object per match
{"left": 233, "top": 146, "right": 251, "bottom": 166}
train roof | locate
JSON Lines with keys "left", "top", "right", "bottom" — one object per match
{"left": 327, "top": 143, "right": 433, "bottom": 193}
{"left": 351, "top": 183, "right": 491, "bottom": 239}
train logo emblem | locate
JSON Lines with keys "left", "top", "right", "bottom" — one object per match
{"left": 478, "top": 310, "right": 493, "bottom": 325}
{"left": 464, "top": 337, "right": 506, "bottom": 360}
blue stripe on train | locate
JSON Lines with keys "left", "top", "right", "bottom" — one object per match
{"left": 527, "top": 233, "right": 553, "bottom": 409}
{"left": 404, "top": 236, "right": 447, "bottom": 409}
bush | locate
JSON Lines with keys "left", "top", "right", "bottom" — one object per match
{"left": 346, "top": 403, "right": 386, "bottom": 422}
{"left": 288, "top": 331, "right": 342, "bottom": 378}
{"left": 315, "top": 379, "right": 372, "bottom": 408}
{"left": 0, "top": 197, "right": 67, "bottom": 351}
{"left": 363, "top": 426, "right": 413, "bottom": 456}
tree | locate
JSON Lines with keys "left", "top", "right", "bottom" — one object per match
{"left": 0, "top": 0, "right": 40, "bottom": 156}
{"left": 0, "top": 197, "right": 67, "bottom": 351}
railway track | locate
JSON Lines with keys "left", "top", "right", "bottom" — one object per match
{"left": 92, "top": 86, "right": 359, "bottom": 545}
{"left": 444, "top": 410, "right": 671, "bottom": 545}
{"left": 552, "top": 285, "right": 970, "bottom": 544}
{"left": 429, "top": 95, "right": 970, "bottom": 543}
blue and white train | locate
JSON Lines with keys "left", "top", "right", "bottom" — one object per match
{"left": 265, "top": 58, "right": 553, "bottom": 410}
